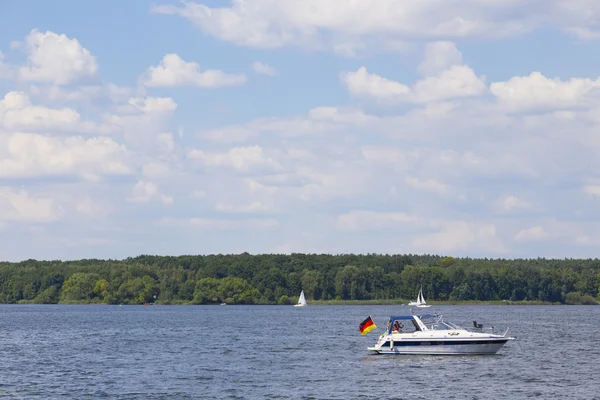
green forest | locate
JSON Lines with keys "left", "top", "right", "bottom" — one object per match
{"left": 0, "top": 253, "right": 599, "bottom": 305}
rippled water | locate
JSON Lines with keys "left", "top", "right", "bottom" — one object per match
{"left": 0, "top": 304, "right": 599, "bottom": 399}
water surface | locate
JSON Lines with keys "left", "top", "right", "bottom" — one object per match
{"left": 0, "top": 304, "right": 598, "bottom": 399}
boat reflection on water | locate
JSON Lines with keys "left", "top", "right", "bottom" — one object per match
{"left": 367, "top": 313, "right": 515, "bottom": 355}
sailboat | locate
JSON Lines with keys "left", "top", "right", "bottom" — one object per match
{"left": 408, "top": 285, "right": 431, "bottom": 308}
{"left": 294, "top": 290, "right": 307, "bottom": 307}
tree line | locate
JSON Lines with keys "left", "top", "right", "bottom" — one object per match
{"left": 0, "top": 253, "right": 598, "bottom": 305}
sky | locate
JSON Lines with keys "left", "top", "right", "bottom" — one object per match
{"left": 1, "top": 1, "right": 600, "bottom": 262}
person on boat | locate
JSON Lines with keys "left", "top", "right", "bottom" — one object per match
{"left": 393, "top": 321, "right": 403, "bottom": 333}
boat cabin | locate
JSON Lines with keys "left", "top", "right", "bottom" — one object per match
{"left": 385, "top": 314, "right": 449, "bottom": 334}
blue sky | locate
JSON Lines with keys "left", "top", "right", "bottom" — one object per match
{"left": 2, "top": 0, "right": 600, "bottom": 261}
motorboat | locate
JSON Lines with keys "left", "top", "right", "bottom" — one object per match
{"left": 367, "top": 313, "right": 515, "bottom": 355}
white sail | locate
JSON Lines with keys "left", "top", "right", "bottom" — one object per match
{"left": 416, "top": 285, "right": 431, "bottom": 308}
{"left": 294, "top": 290, "right": 307, "bottom": 307}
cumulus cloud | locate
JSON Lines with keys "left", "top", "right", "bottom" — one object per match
{"left": 341, "top": 67, "right": 410, "bottom": 99}
{"left": 405, "top": 176, "right": 448, "bottom": 195}
{"left": 102, "top": 96, "right": 178, "bottom": 145}
{"left": 151, "top": 0, "right": 600, "bottom": 51}
{"left": 251, "top": 61, "right": 276, "bottom": 76}
{"left": 144, "top": 53, "right": 246, "bottom": 87}
{"left": 490, "top": 72, "right": 600, "bottom": 111}
{"left": 0, "top": 188, "right": 64, "bottom": 223}
{"left": 28, "top": 83, "right": 131, "bottom": 106}
{"left": 0, "top": 91, "right": 81, "bottom": 132}
{"left": 0, "top": 133, "right": 133, "bottom": 181}
{"left": 160, "top": 217, "right": 278, "bottom": 230}
{"left": 127, "top": 180, "right": 173, "bottom": 204}
{"left": 188, "top": 145, "right": 282, "bottom": 172}
{"left": 497, "top": 195, "right": 531, "bottom": 212}
{"left": 196, "top": 106, "right": 373, "bottom": 143}
{"left": 413, "top": 220, "right": 507, "bottom": 254}
{"left": 75, "top": 196, "right": 112, "bottom": 217}
{"left": 4, "top": 9, "right": 600, "bottom": 260}
{"left": 583, "top": 184, "right": 600, "bottom": 197}
{"left": 215, "top": 201, "right": 269, "bottom": 213}
{"left": 418, "top": 41, "right": 463, "bottom": 76}
{"left": 515, "top": 226, "right": 549, "bottom": 242}
{"left": 338, "top": 210, "right": 418, "bottom": 231}
{"left": 341, "top": 46, "right": 487, "bottom": 103}
{"left": 18, "top": 29, "right": 97, "bottom": 85}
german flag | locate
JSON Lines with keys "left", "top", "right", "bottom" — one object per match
{"left": 359, "top": 316, "right": 377, "bottom": 335}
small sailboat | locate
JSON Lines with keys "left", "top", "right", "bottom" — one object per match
{"left": 294, "top": 290, "right": 307, "bottom": 307}
{"left": 408, "top": 285, "right": 431, "bottom": 308}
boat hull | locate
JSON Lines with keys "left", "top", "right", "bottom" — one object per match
{"left": 368, "top": 338, "right": 511, "bottom": 355}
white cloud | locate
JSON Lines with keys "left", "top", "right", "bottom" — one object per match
{"left": 338, "top": 210, "right": 418, "bottom": 231}
{"left": 341, "top": 67, "right": 410, "bottom": 99}
{"left": 128, "top": 180, "right": 173, "bottom": 204}
{"left": 28, "top": 83, "right": 131, "bottom": 106}
{"left": 412, "top": 65, "right": 487, "bottom": 103}
{"left": 151, "top": 0, "right": 599, "bottom": 51}
{"left": 191, "top": 190, "right": 207, "bottom": 199}
{"left": 196, "top": 106, "right": 373, "bottom": 143}
{"left": 361, "top": 146, "right": 415, "bottom": 171}
{"left": 196, "top": 125, "right": 257, "bottom": 143}
{"left": 497, "top": 195, "right": 531, "bottom": 212}
{"left": 413, "top": 220, "right": 507, "bottom": 254}
{"left": 215, "top": 201, "right": 269, "bottom": 213}
{"left": 583, "top": 184, "right": 600, "bottom": 197}
{"left": 515, "top": 226, "right": 549, "bottom": 242}
{"left": 4, "top": 3, "right": 600, "bottom": 260}
{"left": 156, "top": 132, "right": 175, "bottom": 153}
{"left": 75, "top": 196, "right": 112, "bottom": 217}
{"left": 142, "top": 162, "right": 172, "bottom": 178}
{"left": 295, "top": 165, "right": 373, "bottom": 202}
{"left": 405, "top": 176, "right": 448, "bottom": 195}
{"left": 18, "top": 29, "right": 97, "bottom": 85}
{"left": 125, "top": 96, "right": 177, "bottom": 114}
{"left": 0, "top": 188, "right": 64, "bottom": 223}
{"left": 0, "top": 91, "right": 82, "bottom": 132}
{"left": 556, "top": 0, "right": 600, "bottom": 39}
{"left": 160, "top": 217, "right": 278, "bottom": 230}
{"left": 188, "top": 145, "right": 281, "bottom": 172}
{"left": 418, "top": 41, "right": 463, "bottom": 76}
{"left": 251, "top": 61, "right": 276, "bottom": 76}
{"left": 0, "top": 133, "right": 133, "bottom": 181}
{"left": 144, "top": 53, "right": 246, "bottom": 87}
{"left": 102, "top": 96, "right": 177, "bottom": 145}
{"left": 341, "top": 65, "right": 486, "bottom": 103}
{"left": 490, "top": 72, "right": 600, "bottom": 111}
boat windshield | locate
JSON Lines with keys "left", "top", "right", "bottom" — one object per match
{"left": 428, "top": 320, "right": 462, "bottom": 330}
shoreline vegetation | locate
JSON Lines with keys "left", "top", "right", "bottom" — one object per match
{"left": 309, "top": 299, "right": 564, "bottom": 306}
{"left": 1, "top": 253, "right": 599, "bottom": 306}
{"left": 10, "top": 299, "right": 586, "bottom": 306}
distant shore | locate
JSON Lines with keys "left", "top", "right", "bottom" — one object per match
{"left": 9, "top": 299, "right": 597, "bottom": 306}
{"left": 308, "top": 299, "right": 567, "bottom": 306}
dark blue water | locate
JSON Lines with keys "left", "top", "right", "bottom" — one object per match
{"left": 0, "top": 304, "right": 599, "bottom": 399}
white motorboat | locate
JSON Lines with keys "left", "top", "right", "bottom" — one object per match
{"left": 294, "top": 290, "right": 307, "bottom": 307}
{"left": 408, "top": 285, "right": 430, "bottom": 308}
{"left": 367, "top": 313, "right": 515, "bottom": 355}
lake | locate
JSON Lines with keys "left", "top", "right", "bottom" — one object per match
{"left": 0, "top": 304, "right": 599, "bottom": 399}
